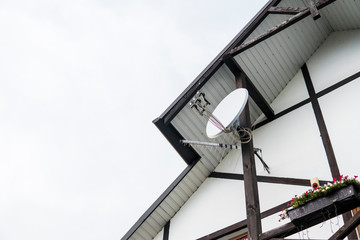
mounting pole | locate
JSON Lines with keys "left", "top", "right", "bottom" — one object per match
{"left": 236, "top": 71, "right": 262, "bottom": 239}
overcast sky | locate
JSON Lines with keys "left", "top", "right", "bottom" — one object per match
{"left": 0, "top": 1, "right": 268, "bottom": 239}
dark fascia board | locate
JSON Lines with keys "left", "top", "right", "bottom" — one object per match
{"left": 153, "top": 0, "right": 280, "bottom": 165}
{"left": 121, "top": 159, "right": 199, "bottom": 240}
{"left": 157, "top": 0, "right": 281, "bottom": 125}
{"left": 153, "top": 117, "right": 200, "bottom": 165}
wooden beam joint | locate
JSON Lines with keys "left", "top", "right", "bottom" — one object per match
{"left": 227, "top": 0, "right": 333, "bottom": 56}
{"left": 306, "top": 0, "right": 321, "bottom": 20}
{"left": 228, "top": 10, "right": 308, "bottom": 56}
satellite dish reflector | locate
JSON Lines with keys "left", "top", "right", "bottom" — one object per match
{"left": 206, "top": 88, "right": 248, "bottom": 138}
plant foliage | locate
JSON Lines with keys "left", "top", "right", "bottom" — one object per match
{"left": 279, "top": 175, "right": 359, "bottom": 221}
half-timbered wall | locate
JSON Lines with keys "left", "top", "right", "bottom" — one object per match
{"left": 153, "top": 29, "right": 360, "bottom": 240}
{"left": 168, "top": 165, "right": 247, "bottom": 239}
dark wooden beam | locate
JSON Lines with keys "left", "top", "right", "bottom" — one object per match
{"left": 301, "top": 63, "right": 358, "bottom": 239}
{"left": 254, "top": 70, "right": 360, "bottom": 130}
{"left": 237, "top": 74, "right": 262, "bottom": 239}
{"left": 224, "top": 57, "right": 274, "bottom": 119}
{"left": 317, "top": 70, "right": 360, "bottom": 98}
{"left": 329, "top": 210, "right": 360, "bottom": 240}
{"left": 163, "top": 221, "right": 170, "bottom": 240}
{"left": 209, "top": 172, "right": 330, "bottom": 187}
{"left": 153, "top": 117, "right": 200, "bottom": 165}
{"left": 306, "top": 0, "right": 321, "bottom": 19}
{"left": 260, "top": 222, "right": 298, "bottom": 240}
{"left": 260, "top": 202, "right": 289, "bottom": 219}
{"left": 228, "top": 0, "right": 335, "bottom": 56}
{"left": 197, "top": 219, "right": 248, "bottom": 240}
{"left": 268, "top": 6, "right": 307, "bottom": 15}
{"left": 228, "top": 10, "right": 309, "bottom": 56}
{"left": 209, "top": 172, "right": 244, "bottom": 180}
{"left": 197, "top": 201, "right": 288, "bottom": 240}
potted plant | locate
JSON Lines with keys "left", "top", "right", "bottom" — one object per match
{"left": 279, "top": 175, "right": 360, "bottom": 225}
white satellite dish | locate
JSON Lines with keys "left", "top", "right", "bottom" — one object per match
{"left": 206, "top": 88, "right": 248, "bottom": 138}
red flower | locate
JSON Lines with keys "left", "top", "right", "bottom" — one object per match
{"left": 355, "top": 175, "right": 358, "bottom": 179}
{"left": 333, "top": 178, "right": 337, "bottom": 183}
{"left": 312, "top": 182, "right": 318, "bottom": 189}
{"left": 345, "top": 175, "right": 349, "bottom": 179}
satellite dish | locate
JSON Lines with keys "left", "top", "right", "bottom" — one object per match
{"left": 206, "top": 88, "right": 248, "bottom": 138}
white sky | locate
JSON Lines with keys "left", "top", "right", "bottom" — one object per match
{"left": 0, "top": 1, "right": 268, "bottom": 239}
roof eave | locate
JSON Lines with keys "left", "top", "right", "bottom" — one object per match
{"left": 154, "top": 0, "right": 280, "bottom": 164}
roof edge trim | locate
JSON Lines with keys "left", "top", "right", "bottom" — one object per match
{"left": 153, "top": 117, "right": 200, "bottom": 165}
{"left": 120, "top": 158, "right": 200, "bottom": 240}
{"left": 158, "top": 0, "right": 281, "bottom": 125}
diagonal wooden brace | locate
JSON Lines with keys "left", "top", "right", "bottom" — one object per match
{"left": 306, "top": 0, "right": 321, "bottom": 20}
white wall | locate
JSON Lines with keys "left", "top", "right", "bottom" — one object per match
{"left": 308, "top": 30, "right": 360, "bottom": 93}
{"left": 319, "top": 79, "right": 360, "bottom": 177}
{"left": 253, "top": 103, "right": 331, "bottom": 180}
{"left": 256, "top": 29, "right": 360, "bottom": 239}
{"left": 309, "top": 30, "right": 360, "bottom": 179}
{"left": 169, "top": 166, "right": 247, "bottom": 239}
{"left": 159, "top": 30, "right": 360, "bottom": 240}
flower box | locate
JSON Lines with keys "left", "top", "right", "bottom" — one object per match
{"left": 288, "top": 184, "right": 360, "bottom": 226}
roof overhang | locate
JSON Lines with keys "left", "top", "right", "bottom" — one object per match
{"left": 154, "top": 0, "right": 358, "bottom": 167}
{"left": 123, "top": 0, "right": 360, "bottom": 239}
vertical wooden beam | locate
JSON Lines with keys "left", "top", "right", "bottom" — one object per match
{"left": 352, "top": 207, "right": 360, "bottom": 235}
{"left": 301, "top": 64, "right": 358, "bottom": 240}
{"left": 163, "top": 221, "right": 170, "bottom": 240}
{"left": 236, "top": 73, "right": 262, "bottom": 240}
